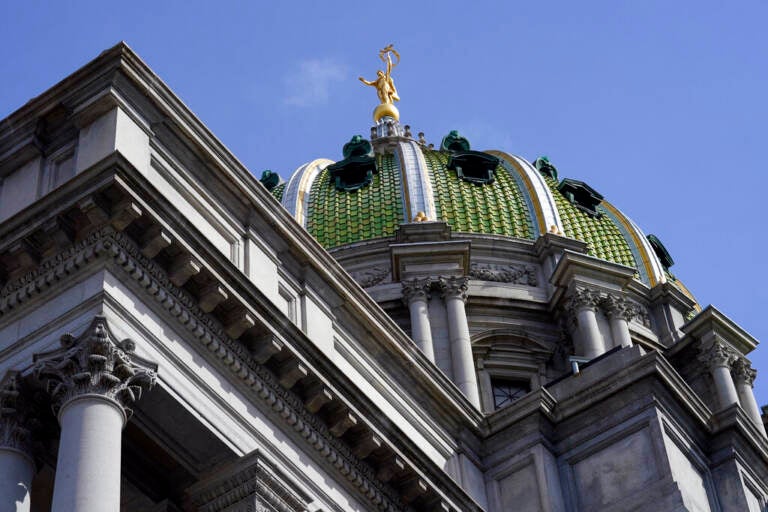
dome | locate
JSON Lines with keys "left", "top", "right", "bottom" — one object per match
{"left": 271, "top": 121, "right": 691, "bottom": 295}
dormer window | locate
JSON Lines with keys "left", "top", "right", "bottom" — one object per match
{"left": 441, "top": 130, "right": 499, "bottom": 185}
{"left": 557, "top": 179, "right": 604, "bottom": 217}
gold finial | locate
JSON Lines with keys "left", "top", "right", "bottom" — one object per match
{"left": 549, "top": 224, "right": 563, "bottom": 235}
{"left": 413, "top": 211, "right": 428, "bottom": 222}
{"left": 359, "top": 45, "right": 401, "bottom": 122}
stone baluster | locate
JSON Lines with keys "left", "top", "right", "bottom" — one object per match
{"left": 698, "top": 340, "right": 739, "bottom": 411}
{"left": 0, "top": 372, "right": 36, "bottom": 512}
{"left": 439, "top": 276, "right": 481, "bottom": 408}
{"left": 34, "top": 317, "right": 157, "bottom": 512}
{"left": 402, "top": 278, "right": 435, "bottom": 361}
{"left": 732, "top": 358, "right": 767, "bottom": 437}
{"left": 603, "top": 294, "right": 634, "bottom": 349}
{"left": 566, "top": 288, "right": 605, "bottom": 359}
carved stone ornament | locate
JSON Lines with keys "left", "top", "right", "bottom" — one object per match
{"left": 566, "top": 287, "right": 601, "bottom": 315}
{"left": 0, "top": 371, "right": 35, "bottom": 454}
{"left": 468, "top": 263, "right": 538, "bottom": 286}
{"left": 350, "top": 266, "right": 391, "bottom": 288}
{"left": 697, "top": 339, "right": 738, "bottom": 370}
{"left": 602, "top": 294, "right": 636, "bottom": 322}
{"left": 439, "top": 276, "right": 469, "bottom": 302}
{"left": 33, "top": 316, "right": 157, "bottom": 419}
{"left": 402, "top": 277, "right": 431, "bottom": 304}
{"left": 187, "top": 451, "right": 309, "bottom": 512}
{"left": 732, "top": 358, "right": 757, "bottom": 387}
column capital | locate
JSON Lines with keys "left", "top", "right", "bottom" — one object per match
{"left": 566, "top": 286, "right": 601, "bottom": 316}
{"left": 0, "top": 371, "right": 36, "bottom": 456}
{"left": 33, "top": 316, "right": 157, "bottom": 420}
{"left": 438, "top": 276, "right": 469, "bottom": 302}
{"left": 602, "top": 294, "right": 636, "bottom": 322}
{"left": 698, "top": 339, "right": 738, "bottom": 370}
{"left": 733, "top": 357, "right": 757, "bottom": 387}
{"left": 401, "top": 277, "right": 432, "bottom": 305}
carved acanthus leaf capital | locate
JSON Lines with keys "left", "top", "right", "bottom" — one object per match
{"left": 438, "top": 276, "right": 469, "bottom": 302}
{"left": 401, "top": 278, "right": 431, "bottom": 305}
{"left": 566, "top": 287, "right": 601, "bottom": 316}
{"left": 602, "top": 294, "right": 636, "bottom": 322}
{"left": 33, "top": 316, "right": 158, "bottom": 418}
{"left": 0, "top": 371, "right": 37, "bottom": 454}
{"left": 698, "top": 339, "right": 738, "bottom": 370}
{"left": 732, "top": 358, "right": 757, "bottom": 387}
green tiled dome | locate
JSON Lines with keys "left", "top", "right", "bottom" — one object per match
{"left": 306, "top": 154, "right": 403, "bottom": 248}
{"left": 279, "top": 130, "right": 677, "bottom": 290}
{"left": 422, "top": 150, "right": 533, "bottom": 239}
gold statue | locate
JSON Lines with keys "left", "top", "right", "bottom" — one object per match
{"left": 360, "top": 45, "right": 401, "bottom": 121}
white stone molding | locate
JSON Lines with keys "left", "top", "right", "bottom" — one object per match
{"left": 402, "top": 278, "right": 435, "bottom": 361}
{"left": 186, "top": 451, "right": 310, "bottom": 512}
{"left": 0, "top": 372, "right": 36, "bottom": 512}
{"left": 698, "top": 340, "right": 740, "bottom": 410}
{"left": 33, "top": 316, "right": 158, "bottom": 419}
{"left": 732, "top": 358, "right": 767, "bottom": 437}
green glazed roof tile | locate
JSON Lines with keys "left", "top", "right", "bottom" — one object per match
{"left": 306, "top": 154, "right": 403, "bottom": 249}
{"left": 422, "top": 150, "right": 534, "bottom": 239}
{"left": 543, "top": 175, "right": 637, "bottom": 269}
{"left": 271, "top": 182, "right": 286, "bottom": 202}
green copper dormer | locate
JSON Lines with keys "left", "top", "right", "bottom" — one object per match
{"left": 441, "top": 130, "right": 499, "bottom": 185}
{"left": 534, "top": 156, "right": 558, "bottom": 180}
{"left": 557, "top": 178, "right": 604, "bottom": 217}
{"left": 327, "top": 135, "right": 377, "bottom": 191}
{"left": 647, "top": 234, "right": 674, "bottom": 269}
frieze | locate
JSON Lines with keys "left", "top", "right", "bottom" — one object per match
{"left": 468, "top": 263, "right": 538, "bottom": 286}
{"left": 0, "top": 226, "right": 406, "bottom": 510}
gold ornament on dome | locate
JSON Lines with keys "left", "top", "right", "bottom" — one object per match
{"left": 359, "top": 44, "right": 401, "bottom": 121}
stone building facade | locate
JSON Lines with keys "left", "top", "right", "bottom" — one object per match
{"left": 0, "top": 43, "right": 765, "bottom": 511}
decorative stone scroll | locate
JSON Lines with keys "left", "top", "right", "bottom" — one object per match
{"left": 350, "top": 266, "right": 391, "bottom": 288}
{"left": 33, "top": 316, "right": 157, "bottom": 418}
{"left": 468, "top": 263, "right": 538, "bottom": 286}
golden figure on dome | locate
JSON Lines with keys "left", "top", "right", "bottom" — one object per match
{"left": 359, "top": 44, "right": 401, "bottom": 121}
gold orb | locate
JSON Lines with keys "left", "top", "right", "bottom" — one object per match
{"left": 373, "top": 102, "right": 400, "bottom": 122}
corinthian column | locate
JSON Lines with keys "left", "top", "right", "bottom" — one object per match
{"left": 732, "top": 358, "right": 767, "bottom": 437}
{"left": 603, "top": 294, "right": 634, "bottom": 349}
{"left": 0, "top": 372, "right": 36, "bottom": 512}
{"left": 566, "top": 288, "right": 605, "bottom": 359}
{"left": 402, "top": 278, "right": 435, "bottom": 361}
{"left": 698, "top": 340, "right": 739, "bottom": 411}
{"left": 439, "top": 276, "right": 481, "bottom": 408}
{"left": 34, "top": 317, "right": 157, "bottom": 512}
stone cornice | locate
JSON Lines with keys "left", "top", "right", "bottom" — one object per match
{"left": 0, "top": 223, "right": 480, "bottom": 511}
{"left": 678, "top": 305, "right": 758, "bottom": 356}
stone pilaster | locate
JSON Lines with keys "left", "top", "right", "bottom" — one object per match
{"left": 439, "top": 276, "right": 480, "bottom": 407}
{"left": 0, "top": 372, "right": 36, "bottom": 512}
{"left": 565, "top": 287, "right": 605, "bottom": 359}
{"left": 603, "top": 294, "right": 635, "bottom": 349}
{"left": 34, "top": 316, "right": 157, "bottom": 512}
{"left": 402, "top": 278, "right": 435, "bottom": 361}
{"left": 732, "top": 358, "right": 767, "bottom": 437}
{"left": 698, "top": 340, "right": 739, "bottom": 411}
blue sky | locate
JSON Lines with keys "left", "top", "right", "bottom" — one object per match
{"left": 1, "top": 1, "right": 766, "bottom": 404}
